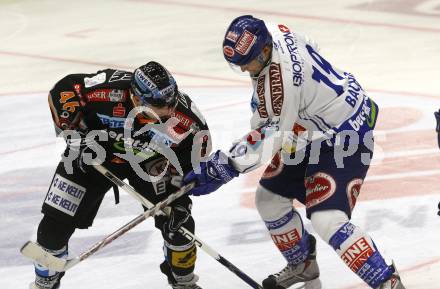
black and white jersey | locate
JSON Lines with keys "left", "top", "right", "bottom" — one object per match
{"left": 48, "top": 68, "right": 211, "bottom": 175}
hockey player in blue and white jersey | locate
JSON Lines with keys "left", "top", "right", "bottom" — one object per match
{"left": 184, "top": 15, "right": 406, "bottom": 289}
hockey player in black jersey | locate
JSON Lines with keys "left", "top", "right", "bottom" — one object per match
{"left": 30, "top": 61, "right": 211, "bottom": 289}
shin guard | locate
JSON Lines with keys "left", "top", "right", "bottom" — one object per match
{"left": 264, "top": 210, "right": 311, "bottom": 265}
{"left": 329, "top": 222, "right": 393, "bottom": 288}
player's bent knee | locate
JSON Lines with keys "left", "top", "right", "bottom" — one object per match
{"left": 37, "top": 215, "right": 75, "bottom": 250}
{"left": 310, "top": 210, "right": 349, "bottom": 243}
{"left": 255, "top": 185, "right": 293, "bottom": 221}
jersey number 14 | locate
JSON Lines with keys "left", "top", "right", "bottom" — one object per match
{"left": 306, "top": 44, "right": 345, "bottom": 96}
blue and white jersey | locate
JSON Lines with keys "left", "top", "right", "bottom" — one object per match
{"left": 229, "top": 23, "right": 378, "bottom": 173}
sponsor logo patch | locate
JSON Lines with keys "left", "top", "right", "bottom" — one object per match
{"left": 45, "top": 174, "right": 86, "bottom": 216}
{"left": 108, "top": 70, "right": 132, "bottom": 82}
{"left": 292, "top": 122, "right": 306, "bottom": 136}
{"left": 347, "top": 178, "right": 363, "bottom": 211}
{"left": 109, "top": 90, "right": 126, "bottom": 102}
{"left": 256, "top": 75, "right": 268, "bottom": 118}
{"left": 262, "top": 152, "right": 284, "bottom": 179}
{"left": 96, "top": 113, "right": 125, "bottom": 128}
{"left": 86, "top": 89, "right": 126, "bottom": 102}
{"left": 305, "top": 172, "right": 336, "bottom": 208}
{"left": 86, "top": 90, "right": 107, "bottom": 102}
{"left": 113, "top": 103, "right": 126, "bottom": 117}
{"left": 269, "top": 63, "right": 284, "bottom": 116}
{"left": 84, "top": 72, "right": 106, "bottom": 88}
{"left": 223, "top": 45, "right": 235, "bottom": 58}
{"left": 235, "top": 30, "right": 256, "bottom": 56}
{"left": 148, "top": 128, "right": 175, "bottom": 148}
{"left": 271, "top": 229, "right": 301, "bottom": 252}
{"left": 135, "top": 69, "right": 157, "bottom": 91}
{"left": 283, "top": 32, "right": 303, "bottom": 87}
{"left": 278, "top": 24, "right": 290, "bottom": 33}
{"left": 73, "top": 84, "right": 82, "bottom": 94}
{"left": 341, "top": 237, "right": 374, "bottom": 273}
{"left": 171, "top": 246, "right": 197, "bottom": 269}
{"left": 171, "top": 111, "right": 193, "bottom": 129}
{"left": 246, "top": 127, "right": 265, "bottom": 145}
{"left": 226, "top": 31, "right": 239, "bottom": 42}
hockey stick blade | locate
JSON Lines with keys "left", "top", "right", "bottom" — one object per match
{"left": 20, "top": 241, "right": 67, "bottom": 272}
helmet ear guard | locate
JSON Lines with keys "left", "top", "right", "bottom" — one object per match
{"left": 222, "top": 15, "right": 272, "bottom": 66}
{"left": 131, "top": 61, "right": 178, "bottom": 107}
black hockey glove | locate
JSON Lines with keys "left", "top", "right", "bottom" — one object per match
{"left": 155, "top": 196, "right": 192, "bottom": 234}
{"left": 62, "top": 132, "right": 108, "bottom": 174}
{"left": 168, "top": 200, "right": 192, "bottom": 232}
{"left": 73, "top": 144, "right": 92, "bottom": 173}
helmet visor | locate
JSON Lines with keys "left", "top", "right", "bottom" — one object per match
{"left": 131, "top": 80, "right": 176, "bottom": 107}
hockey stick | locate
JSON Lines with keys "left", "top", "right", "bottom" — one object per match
{"left": 20, "top": 181, "right": 194, "bottom": 272}
{"left": 93, "top": 163, "right": 264, "bottom": 289}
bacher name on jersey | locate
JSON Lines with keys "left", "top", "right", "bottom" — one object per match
{"left": 229, "top": 23, "right": 378, "bottom": 173}
{"left": 48, "top": 68, "right": 211, "bottom": 174}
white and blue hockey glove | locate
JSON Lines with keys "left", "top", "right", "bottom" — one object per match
{"left": 183, "top": 150, "right": 239, "bottom": 196}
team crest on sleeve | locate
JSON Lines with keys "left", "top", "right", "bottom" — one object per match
{"left": 305, "top": 172, "right": 336, "bottom": 208}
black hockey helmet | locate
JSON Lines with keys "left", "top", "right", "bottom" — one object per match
{"left": 131, "top": 61, "right": 178, "bottom": 107}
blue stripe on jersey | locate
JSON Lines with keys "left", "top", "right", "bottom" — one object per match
{"left": 298, "top": 115, "right": 325, "bottom": 132}
{"left": 315, "top": 115, "right": 331, "bottom": 129}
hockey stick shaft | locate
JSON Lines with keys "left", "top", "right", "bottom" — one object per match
{"left": 20, "top": 181, "right": 194, "bottom": 272}
{"left": 94, "top": 163, "right": 264, "bottom": 289}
